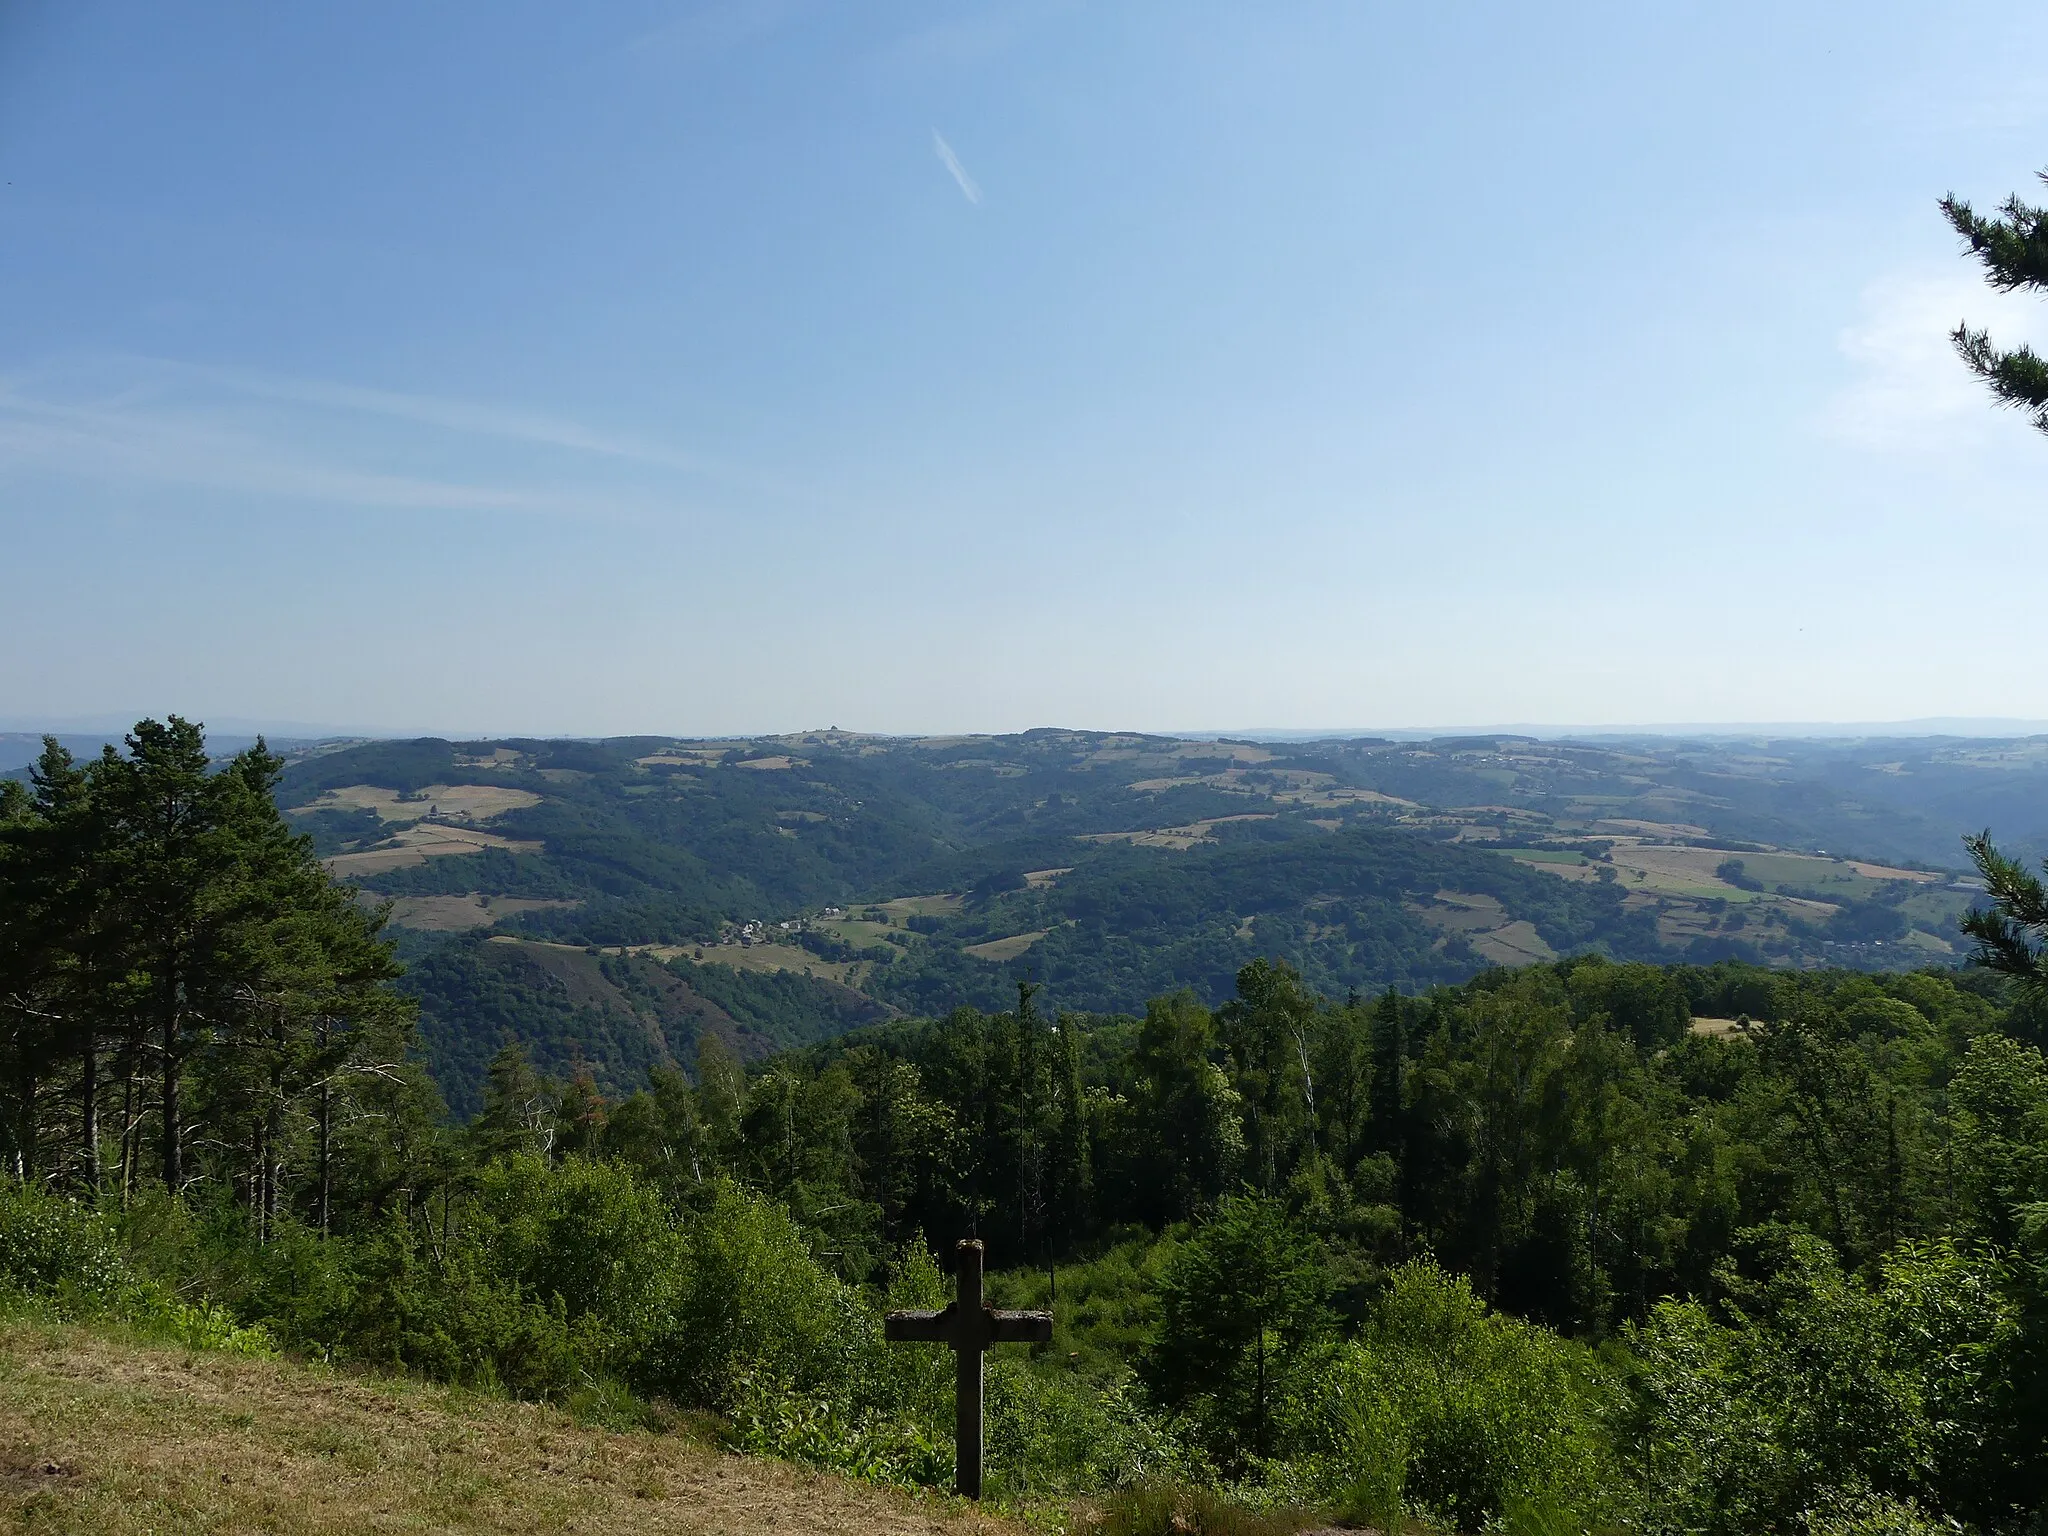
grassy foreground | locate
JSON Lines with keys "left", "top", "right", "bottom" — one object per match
{"left": 0, "top": 1320, "right": 1018, "bottom": 1536}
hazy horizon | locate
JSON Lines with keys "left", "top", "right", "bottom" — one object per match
{"left": 10, "top": 713, "right": 2048, "bottom": 750}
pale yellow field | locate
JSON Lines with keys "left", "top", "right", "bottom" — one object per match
{"left": 1080, "top": 814, "right": 1276, "bottom": 851}
{"left": 454, "top": 746, "right": 525, "bottom": 765}
{"left": 292, "top": 783, "right": 542, "bottom": 825}
{"left": 1405, "top": 892, "right": 1559, "bottom": 965}
{"left": 1470, "top": 921, "right": 1557, "bottom": 966}
{"left": 1023, "top": 868, "right": 1071, "bottom": 888}
{"left": 380, "top": 894, "right": 580, "bottom": 932}
{"left": 1590, "top": 818, "right": 1714, "bottom": 838}
{"left": 1272, "top": 784, "right": 1416, "bottom": 810}
{"left": 872, "top": 894, "right": 966, "bottom": 922}
{"left": 964, "top": 932, "right": 1048, "bottom": 963}
{"left": 635, "top": 748, "right": 730, "bottom": 767}
{"left": 1689, "top": 1017, "right": 1753, "bottom": 1038}
{"left": 515, "top": 936, "right": 871, "bottom": 990}
{"left": 325, "top": 823, "right": 542, "bottom": 877}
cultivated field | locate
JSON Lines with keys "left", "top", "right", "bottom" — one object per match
{"left": 963, "top": 931, "right": 1048, "bottom": 963}
{"left": 1407, "top": 891, "right": 1560, "bottom": 966}
{"left": 324, "top": 823, "right": 542, "bottom": 877}
{"left": 517, "top": 935, "right": 873, "bottom": 991}
{"left": 291, "top": 783, "right": 542, "bottom": 824}
{"left": 380, "top": 894, "right": 580, "bottom": 932}
{"left": 1080, "top": 814, "right": 1276, "bottom": 850}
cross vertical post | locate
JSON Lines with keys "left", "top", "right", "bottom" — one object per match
{"left": 884, "top": 1237, "right": 1053, "bottom": 1500}
{"left": 955, "top": 1238, "right": 985, "bottom": 1498}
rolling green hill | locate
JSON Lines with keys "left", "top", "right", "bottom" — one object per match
{"left": 272, "top": 727, "right": 2010, "bottom": 1109}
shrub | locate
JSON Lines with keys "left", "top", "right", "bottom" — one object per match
{"left": 0, "top": 1182, "right": 125, "bottom": 1303}
{"left": 645, "top": 1176, "right": 873, "bottom": 1410}
{"left": 1271, "top": 1261, "right": 1619, "bottom": 1534}
{"left": 1621, "top": 1234, "right": 2021, "bottom": 1536}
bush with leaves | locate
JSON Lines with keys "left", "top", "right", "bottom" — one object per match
{"left": 0, "top": 1181, "right": 125, "bottom": 1304}
{"left": 1143, "top": 1194, "right": 1333, "bottom": 1470}
{"left": 1623, "top": 1232, "right": 2022, "bottom": 1536}
{"left": 1271, "top": 1260, "right": 1620, "bottom": 1534}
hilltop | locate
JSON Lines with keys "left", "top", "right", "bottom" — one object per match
{"left": 264, "top": 727, "right": 2022, "bottom": 1108}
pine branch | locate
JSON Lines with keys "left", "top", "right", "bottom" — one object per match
{"left": 1943, "top": 174, "right": 2048, "bottom": 436}
{"left": 1942, "top": 177, "right": 2048, "bottom": 291}
{"left": 1951, "top": 326, "right": 2048, "bottom": 433}
{"left": 1961, "top": 832, "right": 2048, "bottom": 997}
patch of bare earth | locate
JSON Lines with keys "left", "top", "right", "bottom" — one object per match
{"left": 0, "top": 1322, "right": 1015, "bottom": 1536}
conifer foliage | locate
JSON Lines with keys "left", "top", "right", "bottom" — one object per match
{"left": 1943, "top": 172, "right": 2048, "bottom": 433}
{"left": 0, "top": 718, "right": 422, "bottom": 1225}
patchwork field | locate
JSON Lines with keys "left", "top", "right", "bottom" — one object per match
{"left": 291, "top": 783, "right": 541, "bottom": 824}
{"left": 1407, "top": 891, "right": 1560, "bottom": 966}
{"left": 546, "top": 936, "right": 874, "bottom": 991}
{"left": 325, "top": 822, "right": 542, "bottom": 876}
{"left": 963, "top": 931, "right": 1049, "bottom": 963}
{"left": 381, "top": 894, "right": 581, "bottom": 932}
{"left": 1080, "top": 814, "right": 1276, "bottom": 850}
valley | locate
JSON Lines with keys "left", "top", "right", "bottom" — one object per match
{"left": 255, "top": 726, "right": 2026, "bottom": 1108}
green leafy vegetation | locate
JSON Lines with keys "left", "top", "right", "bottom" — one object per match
{"left": 9, "top": 717, "right": 2048, "bottom": 1533}
{"left": 244, "top": 727, "right": 2031, "bottom": 1110}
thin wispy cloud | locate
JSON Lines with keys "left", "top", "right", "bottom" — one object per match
{"left": 0, "top": 359, "right": 755, "bottom": 523}
{"left": 0, "top": 386, "right": 587, "bottom": 516}
{"left": 932, "top": 130, "right": 982, "bottom": 205}
{"left": 165, "top": 359, "right": 724, "bottom": 475}
{"left": 1819, "top": 268, "right": 2048, "bottom": 452}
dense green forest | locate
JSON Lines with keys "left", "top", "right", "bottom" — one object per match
{"left": 7, "top": 719, "right": 2048, "bottom": 1534}
{"left": 120, "top": 723, "right": 2024, "bottom": 1111}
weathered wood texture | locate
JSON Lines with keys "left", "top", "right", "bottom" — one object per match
{"left": 884, "top": 1239, "right": 1052, "bottom": 1499}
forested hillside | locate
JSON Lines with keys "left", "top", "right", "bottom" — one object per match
{"left": 6, "top": 722, "right": 2048, "bottom": 1533}
{"left": 232, "top": 726, "right": 2017, "bottom": 1110}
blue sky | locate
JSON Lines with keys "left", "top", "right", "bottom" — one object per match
{"left": 3, "top": 1, "right": 2047, "bottom": 738}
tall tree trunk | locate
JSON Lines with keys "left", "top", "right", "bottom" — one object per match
{"left": 80, "top": 1032, "right": 99, "bottom": 1191}
{"left": 119, "top": 1046, "right": 136, "bottom": 1204}
{"left": 11, "top": 1071, "right": 30, "bottom": 1181}
{"left": 316, "top": 1015, "right": 332, "bottom": 1236}
{"left": 317, "top": 1079, "right": 332, "bottom": 1236}
{"left": 160, "top": 981, "right": 182, "bottom": 1192}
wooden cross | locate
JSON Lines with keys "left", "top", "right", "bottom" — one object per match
{"left": 884, "top": 1238, "right": 1052, "bottom": 1499}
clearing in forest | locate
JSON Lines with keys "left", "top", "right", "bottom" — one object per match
{"left": 379, "top": 894, "right": 580, "bottom": 932}
{"left": 291, "top": 783, "right": 542, "bottom": 824}
{"left": 323, "top": 823, "right": 542, "bottom": 876}
{"left": 963, "top": 931, "right": 1048, "bottom": 963}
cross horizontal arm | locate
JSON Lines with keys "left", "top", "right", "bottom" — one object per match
{"left": 988, "top": 1309, "right": 1053, "bottom": 1344}
{"left": 884, "top": 1307, "right": 952, "bottom": 1343}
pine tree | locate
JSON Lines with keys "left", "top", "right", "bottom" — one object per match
{"left": 1369, "top": 987, "right": 1406, "bottom": 1158}
{"left": 1942, "top": 173, "right": 2048, "bottom": 433}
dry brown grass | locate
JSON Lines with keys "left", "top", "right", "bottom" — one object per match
{"left": 1689, "top": 1017, "right": 1753, "bottom": 1038}
{"left": 325, "top": 824, "right": 543, "bottom": 877}
{"left": 292, "top": 784, "right": 542, "bottom": 825}
{"left": 1404, "top": 892, "right": 1558, "bottom": 967}
{"left": 0, "top": 1321, "right": 1017, "bottom": 1536}
{"left": 963, "top": 932, "right": 1048, "bottom": 963}
{"left": 382, "top": 895, "right": 580, "bottom": 932}
{"left": 499, "top": 936, "right": 872, "bottom": 991}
